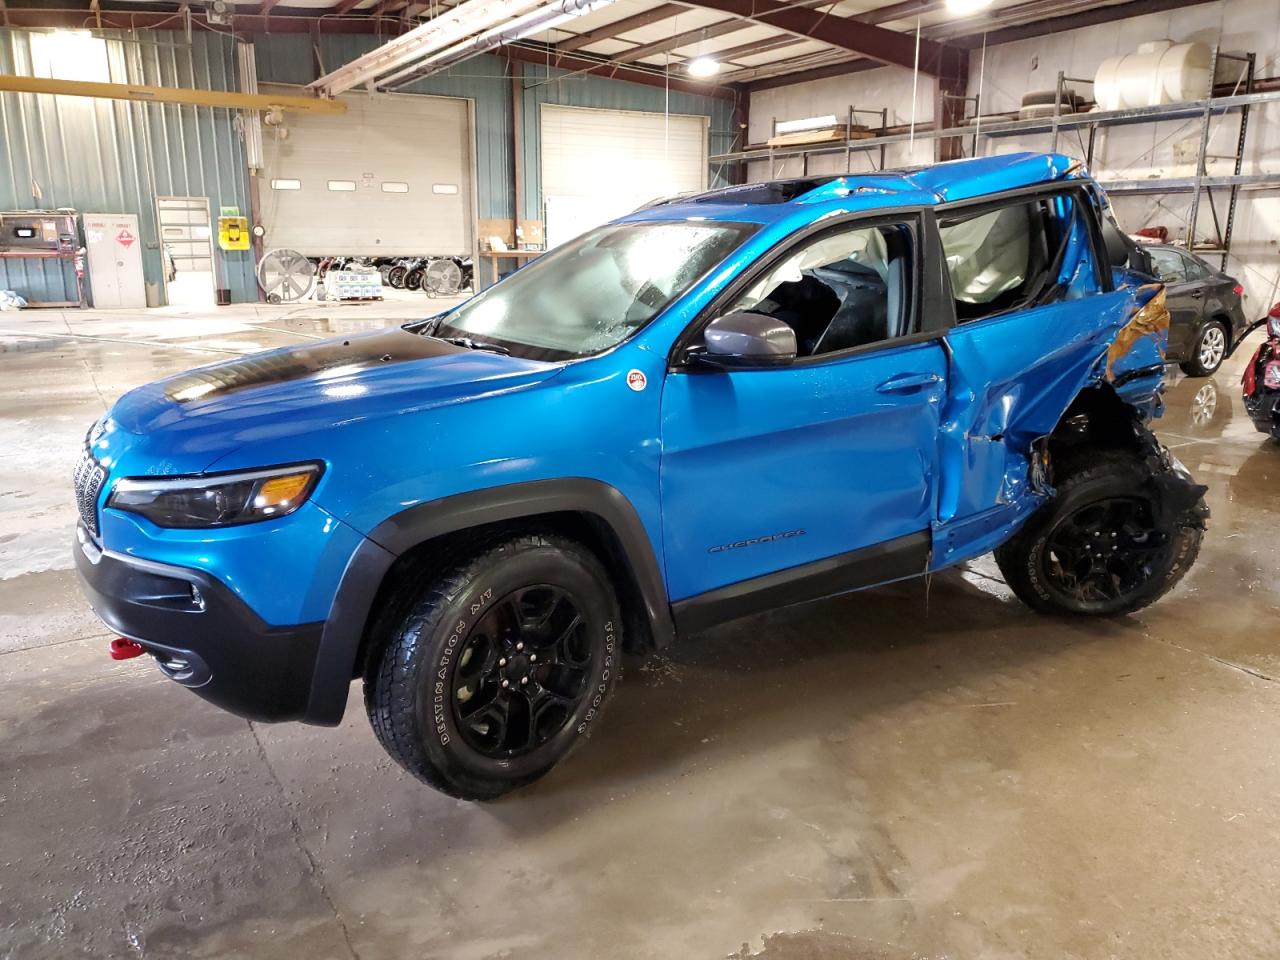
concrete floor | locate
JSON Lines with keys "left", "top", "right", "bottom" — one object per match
{"left": 1, "top": 299, "right": 1278, "bottom": 960}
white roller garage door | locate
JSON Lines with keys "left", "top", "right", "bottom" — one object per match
{"left": 540, "top": 104, "right": 708, "bottom": 248}
{"left": 260, "top": 86, "right": 473, "bottom": 257}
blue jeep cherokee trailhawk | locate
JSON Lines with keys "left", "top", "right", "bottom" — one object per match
{"left": 75, "top": 153, "right": 1207, "bottom": 798}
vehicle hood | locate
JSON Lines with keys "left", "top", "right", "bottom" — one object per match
{"left": 98, "top": 327, "right": 563, "bottom": 472}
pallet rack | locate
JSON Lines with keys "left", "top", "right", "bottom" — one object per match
{"left": 712, "top": 49, "right": 1280, "bottom": 270}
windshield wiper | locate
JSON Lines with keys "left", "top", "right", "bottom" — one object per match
{"left": 436, "top": 335, "right": 510, "bottom": 355}
{"left": 406, "top": 313, "right": 447, "bottom": 334}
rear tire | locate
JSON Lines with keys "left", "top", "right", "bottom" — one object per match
{"left": 364, "top": 532, "right": 621, "bottom": 799}
{"left": 995, "top": 451, "right": 1204, "bottom": 616}
{"left": 1179, "top": 319, "right": 1228, "bottom": 377}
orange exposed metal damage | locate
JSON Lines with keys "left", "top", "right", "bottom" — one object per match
{"left": 1106, "top": 284, "right": 1170, "bottom": 381}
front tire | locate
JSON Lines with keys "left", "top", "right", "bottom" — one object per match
{"left": 364, "top": 532, "right": 621, "bottom": 799}
{"left": 1179, "top": 319, "right": 1228, "bottom": 377}
{"left": 995, "top": 451, "right": 1204, "bottom": 617}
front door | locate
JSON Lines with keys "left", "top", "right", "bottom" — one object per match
{"left": 659, "top": 215, "right": 946, "bottom": 612}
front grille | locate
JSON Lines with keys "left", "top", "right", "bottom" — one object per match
{"left": 73, "top": 448, "right": 108, "bottom": 537}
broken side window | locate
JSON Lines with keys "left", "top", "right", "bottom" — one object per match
{"left": 1148, "top": 246, "right": 1189, "bottom": 284}
{"left": 939, "top": 191, "right": 1101, "bottom": 323}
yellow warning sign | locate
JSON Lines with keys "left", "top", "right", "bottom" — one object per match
{"left": 218, "top": 216, "right": 250, "bottom": 251}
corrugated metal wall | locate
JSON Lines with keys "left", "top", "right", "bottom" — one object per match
{"left": 516, "top": 63, "right": 738, "bottom": 222}
{"left": 0, "top": 26, "right": 735, "bottom": 307}
{"left": 256, "top": 37, "right": 515, "bottom": 221}
{"left": 0, "top": 28, "right": 256, "bottom": 305}
{"left": 252, "top": 36, "right": 735, "bottom": 225}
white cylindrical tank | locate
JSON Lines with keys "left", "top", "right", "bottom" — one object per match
{"left": 1094, "top": 40, "right": 1213, "bottom": 111}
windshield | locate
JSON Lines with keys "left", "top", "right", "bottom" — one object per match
{"left": 431, "top": 220, "right": 756, "bottom": 360}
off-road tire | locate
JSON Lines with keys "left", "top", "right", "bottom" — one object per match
{"left": 364, "top": 532, "right": 621, "bottom": 800}
{"left": 995, "top": 451, "right": 1204, "bottom": 616}
{"left": 1179, "top": 319, "right": 1229, "bottom": 377}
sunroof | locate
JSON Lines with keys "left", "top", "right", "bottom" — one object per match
{"left": 679, "top": 177, "right": 845, "bottom": 205}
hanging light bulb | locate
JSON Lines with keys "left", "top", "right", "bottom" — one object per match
{"left": 687, "top": 56, "right": 721, "bottom": 77}
{"left": 945, "top": 0, "right": 993, "bottom": 14}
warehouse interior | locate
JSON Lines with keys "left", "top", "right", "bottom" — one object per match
{"left": 2, "top": 0, "right": 1280, "bottom": 956}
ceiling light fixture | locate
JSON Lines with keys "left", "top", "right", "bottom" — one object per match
{"left": 944, "top": 0, "right": 994, "bottom": 13}
{"left": 687, "top": 56, "right": 721, "bottom": 78}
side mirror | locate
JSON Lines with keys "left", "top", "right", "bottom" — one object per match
{"left": 694, "top": 311, "right": 797, "bottom": 369}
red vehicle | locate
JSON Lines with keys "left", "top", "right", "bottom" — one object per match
{"left": 1243, "top": 303, "right": 1280, "bottom": 441}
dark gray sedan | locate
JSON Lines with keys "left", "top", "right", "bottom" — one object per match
{"left": 1144, "top": 244, "right": 1248, "bottom": 377}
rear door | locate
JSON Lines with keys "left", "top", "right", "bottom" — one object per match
{"left": 1180, "top": 251, "right": 1244, "bottom": 341}
{"left": 932, "top": 186, "right": 1142, "bottom": 565}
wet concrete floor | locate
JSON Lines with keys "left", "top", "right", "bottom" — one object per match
{"left": 1, "top": 304, "right": 1278, "bottom": 959}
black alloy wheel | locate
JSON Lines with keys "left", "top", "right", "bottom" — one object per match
{"left": 364, "top": 531, "right": 621, "bottom": 799}
{"left": 995, "top": 450, "right": 1205, "bottom": 617}
{"left": 1039, "top": 497, "right": 1170, "bottom": 606}
{"left": 451, "top": 585, "right": 595, "bottom": 758}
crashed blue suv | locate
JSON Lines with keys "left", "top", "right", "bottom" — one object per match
{"left": 75, "top": 153, "right": 1207, "bottom": 798}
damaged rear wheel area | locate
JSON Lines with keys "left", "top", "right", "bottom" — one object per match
{"left": 995, "top": 446, "right": 1208, "bottom": 617}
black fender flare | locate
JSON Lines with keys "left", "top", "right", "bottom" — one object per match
{"left": 304, "top": 478, "right": 673, "bottom": 725}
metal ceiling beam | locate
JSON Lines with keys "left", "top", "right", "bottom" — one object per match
{"left": 312, "top": 0, "right": 611, "bottom": 95}
{"left": 744, "top": 55, "right": 876, "bottom": 90}
{"left": 0, "top": 7, "right": 410, "bottom": 32}
{"left": 949, "top": 0, "right": 1221, "bottom": 48}
{"left": 575, "top": 0, "right": 826, "bottom": 66}
{"left": 674, "top": 0, "right": 962, "bottom": 75}
{"left": 556, "top": 2, "right": 687, "bottom": 51}
{"left": 614, "top": 15, "right": 748, "bottom": 64}
{"left": 746, "top": 0, "right": 1219, "bottom": 90}
{"left": 502, "top": 43, "right": 738, "bottom": 98}
{"left": 858, "top": 0, "right": 948, "bottom": 26}
{"left": 554, "top": 0, "right": 943, "bottom": 62}
{"left": 702, "top": 34, "right": 805, "bottom": 64}
{"left": 0, "top": 73, "right": 347, "bottom": 113}
{"left": 382, "top": 1, "right": 621, "bottom": 88}
{"left": 329, "top": 0, "right": 367, "bottom": 14}
{"left": 396, "top": 0, "right": 468, "bottom": 16}
{"left": 725, "top": 50, "right": 865, "bottom": 83}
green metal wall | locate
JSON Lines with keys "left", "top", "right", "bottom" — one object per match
{"left": 0, "top": 26, "right": 735, "bottom": 307}
{"left": 256, "top": 37, "right": 516, "bottom": 221}
{"left": 252, "top": 35, "right": 736, "bottom": 225}
{"left": 0, "top": 28, "right": 256, "bottom": 305}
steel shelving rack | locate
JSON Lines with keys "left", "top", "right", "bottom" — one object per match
{"left": 712, "top": 49, "right": 1280, "bottom": 269}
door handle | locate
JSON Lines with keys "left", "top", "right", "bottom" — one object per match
{"left": 876, "top": 372, "right": 942, "bottom": 394}
{"left": 1189, "top": 289, "right": 1204, "bottom": 299}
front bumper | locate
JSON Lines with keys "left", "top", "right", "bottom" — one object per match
{"left": 74, "top": 524, "right": 325, "bottom": 723}
{"left": 1245, "top": 390, "right": 1280, "bottom": 438}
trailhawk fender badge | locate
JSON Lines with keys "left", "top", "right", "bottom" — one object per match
{"left": 626, "top": 369, "right": 647, "bottom": 392}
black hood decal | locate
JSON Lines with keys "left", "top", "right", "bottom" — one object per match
{"left": 164, "top": 327, "right": 467, "bottom": 404}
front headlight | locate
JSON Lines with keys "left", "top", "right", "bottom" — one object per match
{"left": 108, "top": 463, "right": 323, "bottom": 528}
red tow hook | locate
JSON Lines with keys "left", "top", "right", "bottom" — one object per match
{"left": 109, "top": 638, "right": 146, "bottom": 661}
